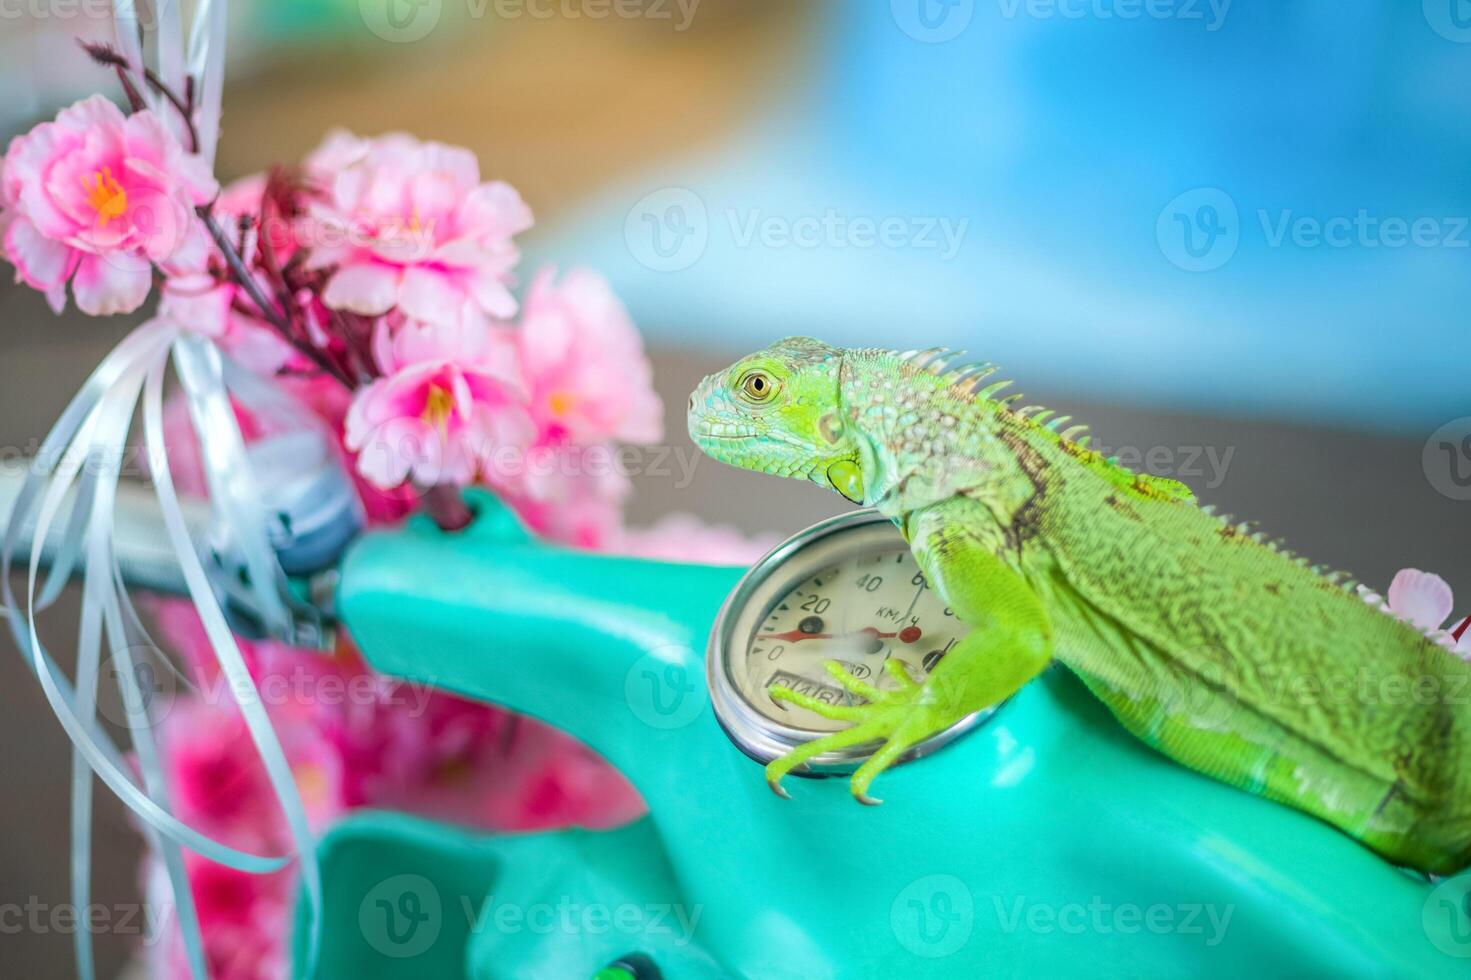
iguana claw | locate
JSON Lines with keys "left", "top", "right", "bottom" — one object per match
{"left": 764, "top": 660, "right": 945, "bottom": 803}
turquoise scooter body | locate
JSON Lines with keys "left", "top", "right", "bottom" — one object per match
{"left": 294, "top": 493, "right": 1470, "bottom": 978}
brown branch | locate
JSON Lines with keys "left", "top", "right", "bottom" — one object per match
{"left": 422, "top": 484, "right": 473, "bottom": 532}
{"left": 198, "top": 206, "right": 285, "bottom": 329}
{"left": 198, "top": 205, "right": 354, "bottom": 390}
{"left": 257, "top": 192, "right": 301, "bottom": 334}
{"left": 79, "top": 41, "right": 148, "bottom": 113}
{"left": 142, "top": 67, "right": 200, "bottom": 154}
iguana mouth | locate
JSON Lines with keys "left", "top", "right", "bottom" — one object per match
{"left": 691, "top": 423, "right": 759, "bottom": 442}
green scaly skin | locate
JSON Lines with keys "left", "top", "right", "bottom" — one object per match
{"left": 688, "top": 336, "right": 1471, "bottom": 875}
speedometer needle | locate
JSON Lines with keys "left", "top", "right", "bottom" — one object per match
{"left": 758, "top": 625, "right": 923, "bottom": 644}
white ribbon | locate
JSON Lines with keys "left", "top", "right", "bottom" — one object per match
{"left": 186, "top": 0, "right": 229, "bottom": 167}
{"left": 17, "top": 5, "right": 319, "bottom": 976}
{"left": 2, "top": 321, "right": 322, "bottom": 979}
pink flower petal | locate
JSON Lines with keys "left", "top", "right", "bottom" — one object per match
{"left": 616, "top": 514, "right": 778, "bottom": 565}
{"left": 469, "top": 267, "right": 518, "bottom": 319}
{"left": 71, "top": 251, "right": 151, "bottom": 316}
{"left": 215, "top": 173, "right": 267, "bottom": 218}
{"left": 160, "top": 273, "right": 232, "bottom": 337}
{"left": 54, "top": 93, "right": 127, "bottom": 133}
{"left": 1387, "top": 568, "right": 1453, "bottom": 631}
{"left": 408, "top": 171, "right": 461, "bottom": 225}
{"left": 121, "top": 110, "right": 175, "bottom": 176}
{"left": 122, "top": 187, "right": 194, "bottom": 263}
{"left": 10, "top": 125, "right": 79, "bottom": 239}
{"left": 617, "top": 387, "right": 665, "bottom": 444}
{"left": 303, "top": 129, "right": 370, "bottom": 174}
{"left": 398, "top": 266, "right": 463, "bottom": 324}
{"left": 223, "top": 319, "right": 296, "bottom": 375}
{"left": 176, "top": 150, "right": 221, "bottom": 205}
{"left": 461, "top": 181, "right": 533, "bottom": 237}
{"left": 356, "top": 417, "right": 426, "bottom": 489}
{"left": 161, "top": 221, "right": 210, "bottom": 275}
{"left": 370, "top": 317, "right": 398, "bottom": 374}
{"left": 5, "top": 214, "right": 75, "bottom": 290}
{"left": 323, "top": 262, "right": 400, "bottom": 315}
{"left": 420, "top": 141, "right": 480, "bottom": 190}
{"left": 44, "top": 281, "right": 66, "bottom": 314}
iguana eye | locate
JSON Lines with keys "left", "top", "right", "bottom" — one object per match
{"left": 739, "top": 371, "right": 777, "bottom": 403}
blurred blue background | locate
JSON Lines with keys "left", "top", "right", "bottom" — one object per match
{"left": 538, "top": 0, "right": 1469, "bottom": 432}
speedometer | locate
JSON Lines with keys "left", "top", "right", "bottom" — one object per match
{"left": 707, "top": 509, "right": 998, "bottom": 773}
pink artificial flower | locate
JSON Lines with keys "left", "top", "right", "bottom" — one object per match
{"left": 159, "top": 273, "right": 298, "bottom": 374}
{"left": 303, "top": 130, "right": 532, "bottom": 326}
{"left": 480, "top": 723, "right": 646, "bottom": 831}
{"left": 1381, "top": 568, "right": 1471, "bottom": 660}
{"left": 508, "top": 446, "right": 631, "bottom": 550}
{"left": 143, "top": 604, "right": 647, "bottom": 980}
{"left": 212, "top": 171, "right": 315, "bottom": 272}
{"left": 518, "top": 267, "right": 663, "bottom": 446}
{"left": 160, "top": 696, "right": 345, "bottom": 843}
{"left": 0, "top": 94, "right": 217, "bottom": 315}
{"left": 143, "top": 852, "right": 296, "bottom": 980}
{"left": 344, "top": 316, "right": 533, "bottom": 489}
{"left": 615, "top": 513, "right": 777, "bottom": 565}
{"left": 273, "top": 376, "right": 423, "bottom": 523}
{"left": 153, "top": 172, "right": 320, "bottom": 372}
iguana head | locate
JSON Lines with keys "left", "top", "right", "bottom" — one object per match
{"left": 687, "top": 336, "right": 866, "bottom": 503}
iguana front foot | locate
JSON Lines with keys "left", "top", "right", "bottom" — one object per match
{"left": 765, "top": 659, "right": 956, "bottom": 804}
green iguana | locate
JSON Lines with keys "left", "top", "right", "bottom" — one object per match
{"left": 687, "top": 336, "right": 1471, "bottom": 875}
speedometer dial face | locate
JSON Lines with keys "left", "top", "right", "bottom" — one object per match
{"left": 737, "top": 547, "right": 965, "bottom": 733}
{"left": 708, "top": 509, "right": 993, "bottom": 775}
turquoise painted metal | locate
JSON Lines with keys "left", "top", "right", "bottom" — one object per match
{"left": 295, "top": 491, "right": 1470, "bottom": 978}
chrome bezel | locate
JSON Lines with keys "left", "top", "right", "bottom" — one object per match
{"left": 707, "top": 508, "right": 994, "bottom": 774}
